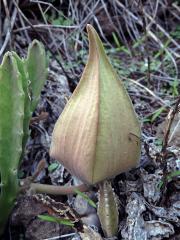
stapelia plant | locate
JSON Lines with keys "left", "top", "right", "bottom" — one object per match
{"left": 0, "top": 40, "right": 47, "bottom": 235}
{"left": 50, "top": 24, "right": 141, "bottom": 237}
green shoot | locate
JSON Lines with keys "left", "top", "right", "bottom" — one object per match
{"left": 38, "top": 215, "right": 74, "bottom": 227}
{"left": 158, "top": 170, "right": 180, "bottom": 189}
{"left": 48, "top": 163, "right": 59, "bottom": 172}
{"left": 151, "top": 106, "right": 166, "bottom": 122}
{"left": 74, "top": 189, "right": 96, "bottom": 208}
{"left": 112, "top": 32, "right": 121, "bottom": 49}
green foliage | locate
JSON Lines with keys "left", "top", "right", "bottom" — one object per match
{"left": 0, "top": 40, "right": 47, "bottom": 235}
{"left": 38, "top": 215, "right": 74, "bottom": 227}
{"left": 74, "top": 189, "right": 96, "bottom": 208}
{"left": 154, "top": 138, "right": 163, "bottom": 147}
{"left": 169, "top": 78, "right": 179, "bottom": 97}
{"left": 158, "top": 170, "right": 180, "bottom": 189}
{"left": 151, "top": 107, "right": 166, "bottom": 122}
{"left": 45, "top": 11, "right": 73, "bottom": 26}
{"left": 48, "top": 162, "right": 59, "bottom": 172}
{"left": 143, "top": 106, "right": 166, "bottom": 123}
{"left": 112, "top": 32, "right": 121, "bottom": 49}
{"left": 170, "top": 26, "right": 180, "bottom": 39}
{"left": 106, "top": 34, "right": 178, "bottom": 96}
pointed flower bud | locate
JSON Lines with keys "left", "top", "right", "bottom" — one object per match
{"left": 50, "top": 24, "right": 141, "bottom": 184}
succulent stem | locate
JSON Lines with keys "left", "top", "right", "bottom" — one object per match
{"left": 0, "top": 40, "right": 47, "bottom": 235}
{"left": 0, "top": 53, "right": 24, "bottom": 235}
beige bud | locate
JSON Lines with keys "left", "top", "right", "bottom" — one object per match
{"left": 50, "top": 24, "right": 141, "bottom": 184}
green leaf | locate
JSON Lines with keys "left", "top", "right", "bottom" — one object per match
{"left": 154, "top": 138, "right": 163, "bottom": 147}
{"left": 48, "top": 163, "right": 59, "bottom": 172}
{"left": 157, "top": 180, "right": 164, "bottom": 190}
{"left": 151, "top": 107, "right": 166, "bottom": 122}
{"left": 74, "top": 189, "right": 96, "bottom": 208}
{"left": 38, "top": 215, "right": 74, "bottom": 227}
{"left": 170, "top": 78, "right": 179, "bottom": 97}
{"left": 112, "top": 32, "right": 121, "bottom": 49}
{"left": 157, "top": 170, "right": 180, "bottom": 189}
{"left": 167, "top": 170, "right": 180, "bottom": 180}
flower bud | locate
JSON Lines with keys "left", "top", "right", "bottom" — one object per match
{"left": 50, "top": 24, "right": 141, "bottom": 184}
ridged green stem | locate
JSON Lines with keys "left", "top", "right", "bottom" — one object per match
{"left": 0, "top": 40, "right": 47, "bottom": 235}
{"left": 0, "top": 54, "right": 24, "bottom": 234}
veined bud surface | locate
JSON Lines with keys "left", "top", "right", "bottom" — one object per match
{"left": 50, "top": 24, "right": 141, "bottom": 184}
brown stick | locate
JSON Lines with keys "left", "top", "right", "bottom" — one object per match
{"left": 20, "top": 159, "right": 91, "bottom": 195}
{"left": 30, "top": 182, "right": 91, "bottom": 195}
